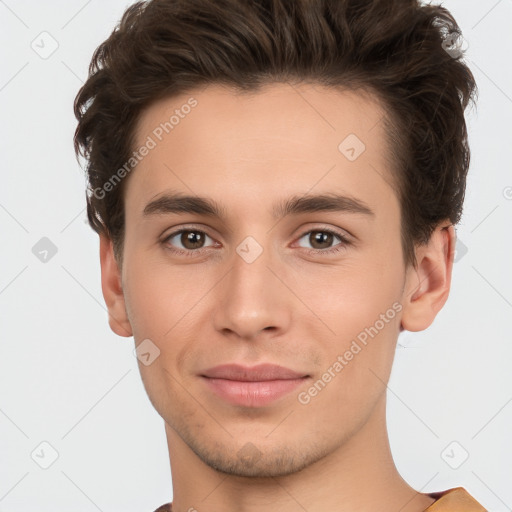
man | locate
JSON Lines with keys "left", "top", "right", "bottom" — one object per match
{"left": 73, "top": 0, "right": 485, "bottom": 510}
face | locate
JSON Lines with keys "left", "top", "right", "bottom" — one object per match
{"left": 102, "top": 82, "right": 452, "bottom": 478}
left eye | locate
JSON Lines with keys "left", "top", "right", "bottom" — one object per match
{"left": 296, "top": 229, "right": 348, "bottom": 251}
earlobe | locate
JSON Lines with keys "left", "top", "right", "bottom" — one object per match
{"left": 99, "top": 234, "right": 133, "bottom": 337}
{"left": 400, "top": 224, "right": 455, "bottom": 332}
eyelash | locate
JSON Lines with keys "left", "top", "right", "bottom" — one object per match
{"left": 162, "top": 226, "right": 351, "bottom": 258}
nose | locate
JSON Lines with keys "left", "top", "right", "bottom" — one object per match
{"left": 212, "top": 241, "right": 292, "bottom": 341}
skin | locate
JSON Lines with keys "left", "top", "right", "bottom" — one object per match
{"left": 99, "top": 82, "right": 455, "bottom": 512}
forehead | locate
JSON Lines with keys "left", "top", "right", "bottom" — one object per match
{"left": 127, "top": 82, "right": 396, "bottom": 216}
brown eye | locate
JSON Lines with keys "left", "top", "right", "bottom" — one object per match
{"left": 298, "top": 230, "right": 339, "bottom": 250}
{"left": 164, "top": 229, "right": 215, "bottom": 253}
{"left": 180, "top": 231, "right": 205, "bottom": 249}
{"left": 308, "top": 231, "right": 335, "bottom": 249}
{"left": 296, "top": 228, "right": 351, "bottom": 255}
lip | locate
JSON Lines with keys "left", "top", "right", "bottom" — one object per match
{"left": 201, "top": 363, "right": 308, "bottom": 381}
{"left": 200, "top": 363, "right": 310, "bottom": 407}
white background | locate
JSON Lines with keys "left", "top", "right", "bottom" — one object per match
{"left": 0, "top": 0, "right": 511, "bottom": 510}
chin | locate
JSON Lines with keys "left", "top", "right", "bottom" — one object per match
{"left": 189, "top": 437, "right": 331, "bottom": 478}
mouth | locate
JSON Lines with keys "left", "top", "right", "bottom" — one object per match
{"left": 199, "top": 363, "right": 310, "bottom": 407}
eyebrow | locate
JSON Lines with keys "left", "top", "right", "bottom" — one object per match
{"left": 142, "top": 191, "right": 375, "bottom": 220}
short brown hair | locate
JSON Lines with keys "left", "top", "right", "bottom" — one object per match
{"left": 73, "top": 0, "right": 477, "bottom": 268}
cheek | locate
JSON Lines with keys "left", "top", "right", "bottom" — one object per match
{"left": 122, "top": 258, "right": 200, "bottom": 416}
{"left": 297, "top": 284, "right": 400, "bottom": 435}
{"left": 122, "top": 251, "right": 200, "bottom": 339}
{"left": 294, "top": 254, "right": 403, "bottom": 333}
{"left": 293, "top": 254, "right": 403, "bottom": 400}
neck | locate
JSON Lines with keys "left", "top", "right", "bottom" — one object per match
{"left": 165, "top": 394, "right": 435, "bottom": 512}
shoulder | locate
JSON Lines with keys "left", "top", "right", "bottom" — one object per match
{"left": 152, "top": 504, "right": 172, "bottom": 512}
{"left": 424, "top": 487, "right": 486, "bottom": 511}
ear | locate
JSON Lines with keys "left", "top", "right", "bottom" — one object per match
{"left": 99, "top": 234, "right": 133, "bottom": 337}
{"left": 401, "top": 223, "right": 455, "bottom": 332}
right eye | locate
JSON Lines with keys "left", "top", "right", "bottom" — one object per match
{"left": 162, "top": 228, "right": 219, "bottom": 256}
